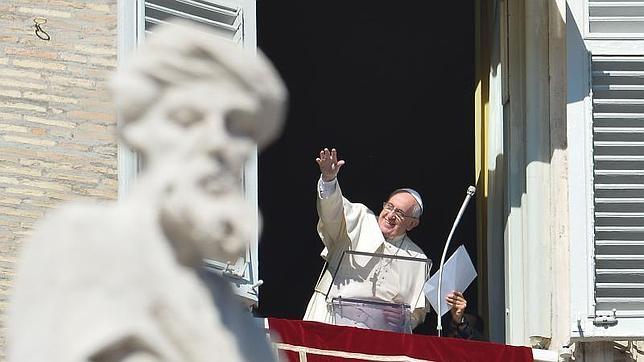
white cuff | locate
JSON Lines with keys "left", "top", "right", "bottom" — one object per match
{"left": 317, "top": 176, "right": 337, "bottom": 199}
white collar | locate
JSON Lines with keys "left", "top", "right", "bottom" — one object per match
{"left": 384, "top": 233, "right": 407, "bottom": 247}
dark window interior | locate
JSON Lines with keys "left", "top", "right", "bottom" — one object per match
{"left": 257, "top": 1, "right": 476, "bottom": 335}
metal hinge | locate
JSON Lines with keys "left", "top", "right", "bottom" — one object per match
{"left": 593, "top": 309, "right": 618, "bottom": 328}
{"left": 222, "top": 257, "right": 247, "bottom": 279}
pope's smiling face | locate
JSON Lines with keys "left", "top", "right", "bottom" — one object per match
{"left": 378, "top": 191, "right": 420, "bottom": 240}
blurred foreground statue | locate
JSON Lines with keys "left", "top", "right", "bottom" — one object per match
{"left": 8, "top": 21, "right": 286, "bottom": 362}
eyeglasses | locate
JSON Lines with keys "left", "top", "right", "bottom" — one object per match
{"left": 381, "top": 202, "right": 417, "bottom": 223}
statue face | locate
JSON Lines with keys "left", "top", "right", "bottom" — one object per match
{"left": 114, "top": 72, "right": 262, "bottom": 266}
{"left": 125, "top": 79, "right": 261, "bottom": 265}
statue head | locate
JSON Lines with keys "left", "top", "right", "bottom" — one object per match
{"left": 113, "top": 20, "right": 287, "bottom": 166}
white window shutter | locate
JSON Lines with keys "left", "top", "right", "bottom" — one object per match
{"left": 586, "top": 55, "right": 644, "bottom": 337}
{"left": 134, "top": 0, "right": 261, "bottom": 306}
{"left": 569, "top": 0, "right": 644, "bottom": 339}
{"left": 593, "top": 55, "right": 644, "bottom": 313}
{"left": 588, "top": 0, "right": 644, "bottom": 36}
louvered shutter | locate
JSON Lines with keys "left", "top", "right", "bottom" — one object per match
{"left": 588, "top": 1, "right": 644, "bottom": 35}
{"left": 143, "top": 0, "right": 243, "bottom": 44}
{"left": 591, "top": 55, "right": 644, "bottom": 334}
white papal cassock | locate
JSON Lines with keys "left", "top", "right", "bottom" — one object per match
{"left": 303, "top": 178, "right": 428, "bottom": 329}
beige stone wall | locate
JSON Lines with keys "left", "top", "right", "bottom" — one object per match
{"left": 0, "top": 0, "right": 118, "bottom": 357}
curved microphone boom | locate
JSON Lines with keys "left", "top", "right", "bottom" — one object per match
{"left": 436, "top": 185, "right": 476, "bottom": 336}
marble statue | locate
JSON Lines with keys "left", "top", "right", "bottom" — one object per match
{"left": 7, "top": 20, "right": 287, "bottom": 362}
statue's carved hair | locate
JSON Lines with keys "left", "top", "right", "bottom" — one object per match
{"left": 112, "top": 20, "right": 287, "bottom": 148}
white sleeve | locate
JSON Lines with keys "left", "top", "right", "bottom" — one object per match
{"left": 317, "top": 177, "right": 337, "bottom": 200}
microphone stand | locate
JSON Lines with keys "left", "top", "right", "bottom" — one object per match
{"left": 436, "top": 186, "right": 476, "bottom": 336}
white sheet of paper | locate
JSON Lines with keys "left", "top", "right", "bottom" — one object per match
{"left": 423, "top": 245, "right": 477, "bottom": 316}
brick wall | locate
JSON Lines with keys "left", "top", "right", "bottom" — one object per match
{"left": 0, "top": 0, "right": 118, "bottom": 357}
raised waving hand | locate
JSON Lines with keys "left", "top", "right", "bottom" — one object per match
{"left": 316, "top": 148, "right": 345, "bottom": 182}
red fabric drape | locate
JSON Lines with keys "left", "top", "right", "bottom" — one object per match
{"left": 268, "top": 318, "right": 533, "bottom": 362}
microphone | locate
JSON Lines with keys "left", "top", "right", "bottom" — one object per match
{"left": 436, "top": 185, "right": 476, "bottom": 336}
